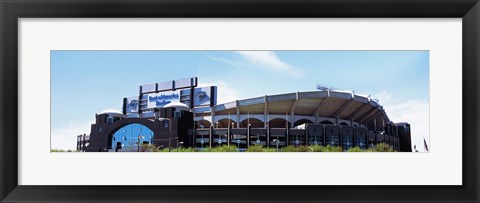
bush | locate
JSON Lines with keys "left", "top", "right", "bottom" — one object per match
{"left": 346, "top": 147, "right": 363, "bottom": 152}
{"left": 262, "top": 148, "right": 278, "bottom": 152}
{"left": 309, "top": 145, "right": 325, "bottom": 152}
{"left": 368, "top": 143, "right": 395, "bottom": 152}
{"left": 246, "top": 145, "right": 266, "bottom": 152}
{"left": 141, "top": 144, "right": 158, "bottom": 152}
{"left": 201, "top": 145, "right": 238, "bottom": 152}
{"left": 174, "top": 147, "right": 196, "bottom": 152}
{"left": 280, "top": 145, "right": 311, "bottom": 152}
{"left": 323, "top": 145, "right": 343, "bottom": 152}
{"left": 245, "top": 145, "right": 278, "bottom": 152}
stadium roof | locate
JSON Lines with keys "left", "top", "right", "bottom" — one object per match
{"left": 198, "top": 90, "right": 390, "bottom": 127}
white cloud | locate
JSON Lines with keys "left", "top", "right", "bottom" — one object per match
{"left": 51, "top": 120, "right": 94, "bottom": 151}
{"left": 372, "top": 91, "right": 430, "bottom": 152}
{"left": 199, "top": 81, "right": 242, "bottom": 104}
{"left": 208, "top": 51, "right": 303, "bottom": 77}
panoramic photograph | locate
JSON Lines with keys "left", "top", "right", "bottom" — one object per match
{"left": 51, "top": 50, "right": 429, "bottom": 152}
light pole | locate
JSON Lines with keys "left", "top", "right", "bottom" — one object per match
{"left": 177, "top": 141, "right": 184, "bottom": 152}
{"left": 273, "top": 139, "right": 279, "bottom": 151}
{"left": 137, "top": 135, "right": 144, "bottom": 152}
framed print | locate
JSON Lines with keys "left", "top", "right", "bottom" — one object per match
{"left": 1, "top": 0, "right": 479, "bottom": 202}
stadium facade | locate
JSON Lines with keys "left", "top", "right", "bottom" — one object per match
{"left": 77, "top": 77, "right": 412, "bottom": 152}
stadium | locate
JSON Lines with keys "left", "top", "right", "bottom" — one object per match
{"left": 77, "top": 77, "right": 412, "bottom": 152}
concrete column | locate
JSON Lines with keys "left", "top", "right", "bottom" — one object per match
{"left": 247, "top": 124, "right": 251, "bottom": 147}
{"left": 286, "top": 127, "right": 289, "bottom": 146}
{"left": 209, "top": 126, "right": 213, "bottom": 148}
{"left": 290, "top": 112, "right": 294, "bottom": 128}
{"left": 227, "top": 125, "right": 230, "bottom": 146}
{"left": 266, "top": 124, "right": 270, "bottom": 148}
{"left": 211, "top": 107, "right": 215, "bottom": 128}
{"left": 236, "top": 100, "right": 240, "bottom": 128}
{"left": 264, "top": 96, "right": 268, "bottom": 128}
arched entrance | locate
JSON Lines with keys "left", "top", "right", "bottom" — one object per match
{"left": 215, "top": 118, "right": 238, "bottom": 128}
{"left": 294, "top": 119, "right": 314, "bottom": 128}
{"left": 239, "top": 117, "right": 264, "bottom": 128}
{"left": 111, "top": 123, "right": 154, "bottom": 152}
{"left": 196, "top": 119, "right": 212, "bottom": 129}
{"left": 268, "top": 118, "right": 290, "bottom": 128}
{"left": 319, "top": 120, "right": 334, "bottom": 125}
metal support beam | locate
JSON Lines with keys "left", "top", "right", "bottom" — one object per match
{"left": 365, "top": 112, "right": 382, "bottom": 130}
{"left": 356, "top": 107, "right": 377, "bottom": 122}
{"left": 333, "top": 99, "right": 354, "bottom": 118}
{"left": 313, "top": 90, "right": 330, "bottom": 116}
{"left": 348, "top": 103, "right": 369, "bottom": 120}
{"left": 365, "top": 111, "right": 382, "bottom": 125}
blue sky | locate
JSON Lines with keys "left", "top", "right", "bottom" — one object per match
{"left": 51, "top": 50, "right": 429, "bottom": 151}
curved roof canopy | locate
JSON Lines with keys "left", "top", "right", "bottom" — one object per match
{"left": 200, "top": 90, "right": 390, "bottom": 128}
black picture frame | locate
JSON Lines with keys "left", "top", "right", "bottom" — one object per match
{"left": 1, "top": 0, "right": 479, "bottom": 202}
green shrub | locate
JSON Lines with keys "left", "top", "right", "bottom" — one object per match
{"left": 201, "top": 145, "right": 238, "bottom": 152}
{"left": 280, "top": 145, "right": 311, "bottom": 152}
{"left": 246, "top": 145, "right": 266, "bottom": 152}
{"left": 245, "top": 145, "right": 278, "bottom": 152}
{"left": 262, "top": 148, "right": 278, "bottom": 152}
{"left": 308, "top": 145, "right": 325, "bottom": 152}
{"left": 156, "top": 147, "right": 171, "bottom": 152}
{"left": 175, "top": 147, "right": 196, "bottom": 152}
{"left": 140, "top": 144, "right": 158, "bottom": 152}
{"left": 368, "top": 143, "right": 395, "bottom": 152}
{"left": 346, "top": 147, "right": 363, "bottom": 152}
{"left": 322, "top": 145, "right": 343, "bottom": 152}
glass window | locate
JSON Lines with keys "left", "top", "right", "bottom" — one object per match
{"left": 342, "top": 135, "right": 353, "bottom": 150}
{"left": 326, "top": 136, "right": 339, "bottom": 147}
{"left": 111, "top": 123, "right": 154, "bottom": 152}
{"left": 308, "top": 127, "right": 323, "bottom": 146}
{"left": 356, "top": 135, "right": 367, "bottom": 150}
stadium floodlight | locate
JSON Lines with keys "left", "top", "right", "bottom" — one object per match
{"left": 316, "top": 84, "right": 335, "bottom": 91}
